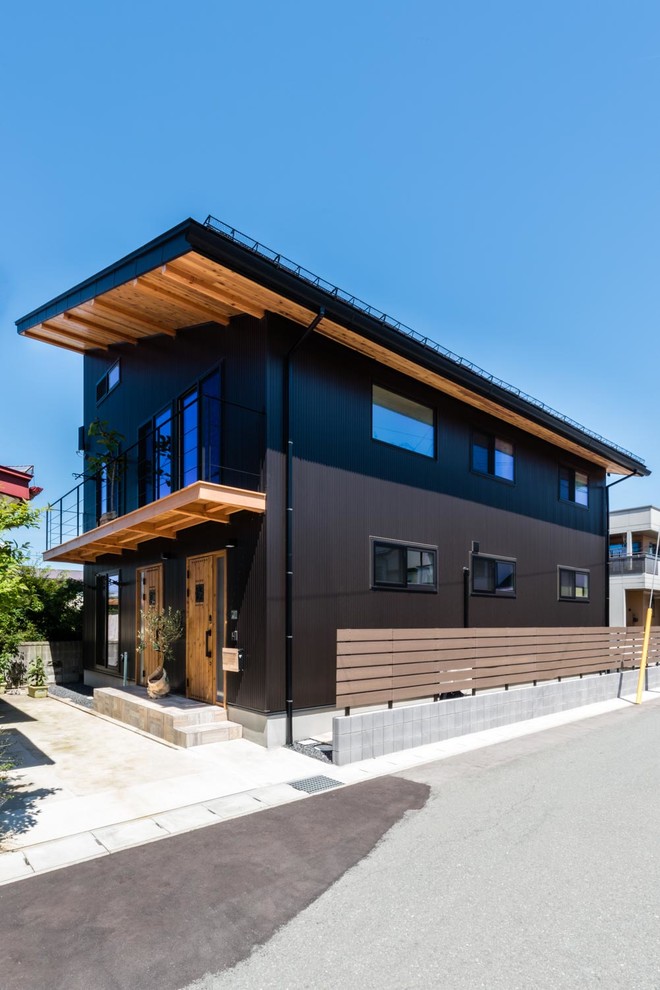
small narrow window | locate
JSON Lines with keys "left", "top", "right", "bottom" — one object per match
{"left": 559, "top": 467, "right": 589, "bottom": 507}
{"left": 471, "top": 555, "right": 516, "bottom": 596}
{"left": 471, "top": 432, "right": 514, "bottom": 482}
{"left": 372, "top": 539, "right": 437, "bottom": 591}
{"left": 96, "top": 360, "right": 121, "bottom": 404}
{"left": 372, "top": 385, "right": 435, "bottom": 458}
{"left": 558, "top": 567, "right": 590, "bottom": 601}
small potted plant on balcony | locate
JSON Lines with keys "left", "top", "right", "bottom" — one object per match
{"left": 27, "top": 656, "right": 48, "bottom": 698}
{"left": 138, "top": 607, "right": 184, "bottom": 699}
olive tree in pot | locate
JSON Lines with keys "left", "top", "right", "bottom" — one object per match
{"left": 138, "top": 607, "right": 184, "bottom": 699}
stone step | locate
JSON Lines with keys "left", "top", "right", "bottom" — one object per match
{"left": 171, "top": 720, "right": 243, "bottom": 748}
{"left": 93, "top": 686, "right": 234, "bottom": 746}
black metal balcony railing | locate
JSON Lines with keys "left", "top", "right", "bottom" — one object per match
{"left": 46, "top": 398, "right": 265, "bottom": 552}
{"left": 608, "top": 553, "right": 660, "bottom": 577}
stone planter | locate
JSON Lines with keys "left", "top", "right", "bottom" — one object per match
{"left": 27, "top": 685, "right": 48, "bottom": 699}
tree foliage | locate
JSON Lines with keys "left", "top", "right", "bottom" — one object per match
{"left": 0, "top": 498, "right": 42, "bottom": 657}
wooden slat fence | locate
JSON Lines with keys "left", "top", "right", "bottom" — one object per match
{"left": 337, "top": 626, "right": 660, "bottom": 709}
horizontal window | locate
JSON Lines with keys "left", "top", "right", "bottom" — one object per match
{"left": 372, "top": 385, "right": 435, "bottom": 458}
{"left": 471, "top": 431, "right": 514, "bottom": 482}
{"left": 558, "top": 567, "right": 590, "bottom": 601}
{"left": 372, "top": 539, "right": 437, "bottom": 591}
{"left": 559, "top": 466, "right": 588, "bottom": 507}
{"left": 472, "top": 555, "right": 516, "bottom": 596}
{"left": 96, "top": 360, "right": 121, "bottom": 403}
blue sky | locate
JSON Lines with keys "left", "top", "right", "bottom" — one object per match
{"left": 2, "top": 1, "right": 660, "bottom": 557}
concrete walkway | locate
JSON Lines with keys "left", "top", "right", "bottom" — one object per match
{"left": 0, "top": 687, "right": 654, "bottom": 885}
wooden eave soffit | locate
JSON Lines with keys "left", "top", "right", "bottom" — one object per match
{"left": 22, "top": 250, "right": 630, "bottom": 476}
{"left": 42, "top": 481, "right": 266, "bottom": 564}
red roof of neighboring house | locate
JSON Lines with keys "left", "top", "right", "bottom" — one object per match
{"left": 0, "top": 465, "right": 40, "bottom": 501}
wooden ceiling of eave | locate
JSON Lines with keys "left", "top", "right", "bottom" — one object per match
{"left": 21, "top": 247, "right": 631, "bottom": 474}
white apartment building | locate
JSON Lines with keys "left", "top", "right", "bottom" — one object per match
{"left": 609, "top": 506, "right": 660, "bottom": 627}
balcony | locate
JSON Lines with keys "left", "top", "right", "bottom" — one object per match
{"left": 45, "top": 398, "right": 266, "bottom": 564}
{"left": 608, "top": 553, "right": 660, "bottom": 577}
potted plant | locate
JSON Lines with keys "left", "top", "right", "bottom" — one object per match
{"left": 0, "top": 654, "right": 9, "bottom": 695}
{"left": 5, "top": 655, "right": 26, "bottom": 693}
{"left": 138, "top": 607, "right": 183, "bottom": 699}
{"left": 27, "top": 656, "right": 48, "bottom": 698}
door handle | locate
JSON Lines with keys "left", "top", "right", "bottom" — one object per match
{"left": 205, "top": 629, "right": 212, "bottom": 659}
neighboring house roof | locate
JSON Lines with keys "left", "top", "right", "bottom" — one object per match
{"left": 15, "top": 217, "right": 649, "bottom": 478}
{"left": 0, "top": 464, "right": 41, "bottom": 501}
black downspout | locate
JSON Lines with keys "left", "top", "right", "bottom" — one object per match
{"left": 605, "top": 471, "right": 639, "bottom": 627}
{"left": 284, "top": 308, "right": 325, "bottom": 746}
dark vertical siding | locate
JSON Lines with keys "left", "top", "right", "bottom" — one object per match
{"left": 268, "top": 319, "right": 609, "bottom": 711}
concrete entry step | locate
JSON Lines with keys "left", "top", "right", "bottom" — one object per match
{"left": 172, "top": 721, "right": 243, "bottom": 748}
{"left": 93, "top": 686, "right": 242, "bottom": 747}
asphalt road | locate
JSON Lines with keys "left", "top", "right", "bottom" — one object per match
{"left": 0, "top": 775, "right": 427, "bottom": 990}
{"left": 185, "top": 699, "right": 660, "bottom": 990}
{"left": 4, "top": 700, "right": 660, "bottom": 990}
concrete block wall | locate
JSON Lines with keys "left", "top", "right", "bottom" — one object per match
{"left": 19, "top": 641, "right": 82, "bottom": 685}
{"left": 332, "top": 666, "right": 660, "bottom": 764}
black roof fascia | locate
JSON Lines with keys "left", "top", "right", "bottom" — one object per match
{"left": 186, "top": 222, "right": 649, "bottom": 478}
{"left": 15, "top": 217, "right": 648, "bottom": 477}
{"left": 15, "top": 220, "right": 195, "bottom": 334}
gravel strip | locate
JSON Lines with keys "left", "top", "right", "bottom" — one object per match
{"left": 48, "top": 682, "right": 95, "bottom": 709}
{"left": 288, "top": 740, "right": 333, "bottom": 764}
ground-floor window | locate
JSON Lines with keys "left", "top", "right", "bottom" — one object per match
{"left": 558, "top": 566, "right": 590, "bottom": 601}
{"left": 371, "top": 538, "right": 437, "bottom": 591}
{"left": 96, "top": 572, "right": 120, "bottom": 670}
{"left": 471, "top": 554, "right": 516, "bottom": 596}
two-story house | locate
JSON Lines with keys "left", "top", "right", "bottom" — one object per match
{"left": 16, "top": 217, "right": 648, "bottom": 745}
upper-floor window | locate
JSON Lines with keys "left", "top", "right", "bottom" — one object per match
{"left": 471, "top": 554, "right": 516, "bottom": 596}
{"left": 372, "top": 538, "right": 437, "bottom": 591}
{"left": 559, "top": 466, "right": 588, "bottom": 507}
{"left": 558, "top": 566, "right": 589, "bottom": 601}
{"left": 372, "top": 385, "right": 435, "bottom": 458}
{"left": 471, "top": 431, "right": 514, "bottom": 482}
{"left": 96, "top": 360, "right": 120, "bottom": 403}
{"left": 138, "top": 369, "right": 221, "bottom": 506}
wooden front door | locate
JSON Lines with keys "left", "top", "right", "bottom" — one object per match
{"left": 136, "top": 564, "right": 163, "bottom": 684}
{"left": 186, "top": 554, "right": 215, "bottom": 703}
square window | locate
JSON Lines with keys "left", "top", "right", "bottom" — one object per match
{"left": 372, "top": 539, "right": 437, "bottom": 591}
{"left": 558, "top": 567, "right": 590, "bottom": 601}
{"left": 471, "top": 555, "right": 516, "bottom": 596}
{"left": 372, "top": 385, "right": 435, "bottom": 458}
{"left": 471, "top": 431, "right": 514, "bottom": 482}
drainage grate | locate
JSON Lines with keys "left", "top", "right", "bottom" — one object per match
{"left": 289, "top": 775, "right": 341, "bottom": 794}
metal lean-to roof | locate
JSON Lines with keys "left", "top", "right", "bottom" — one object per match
{"left": 16, "top": 217, "right": 648, "bottom": 478}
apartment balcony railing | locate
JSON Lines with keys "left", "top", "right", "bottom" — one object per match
{"left": 46, "top": 397, "right": 265, "bottom": 554}
{"left": 608, "top": 553, "right": 660, "bottom": 577}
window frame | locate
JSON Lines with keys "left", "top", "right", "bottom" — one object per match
{"left": 371, "top": 537, "right": 438, "bottom": 593}
{"left": 470, "top": 429, "right": 515, "bottom": 484}
{"left": 470, "top": 553, "right": 517, "bottom": 598}
{"left": 558, "top": 466, "right": 589, "bottom": 508}
{"left": 557, "top": 566, "right": 590, "bottom": 602}
{"left": 96, "top": 360, "right": 121, "bottom": 404}
{"left": 371, "top": 383, "right": 436, "bottom": 460}
{"left": 95, "top": 571, "right": 121, "bottom": 671}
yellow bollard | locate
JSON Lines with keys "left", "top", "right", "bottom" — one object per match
{"left": 635, "top": 607, "right": 653, "bottom": 704}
